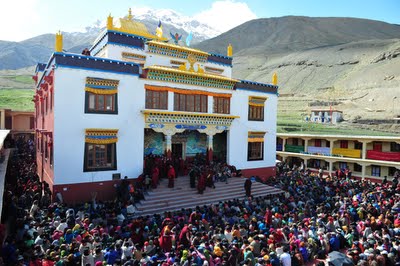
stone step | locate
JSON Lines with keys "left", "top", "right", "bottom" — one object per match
{"left": 135, "top": 190, "right": 283, "bottom": 215}
{"left": 144, "top": 178, "right": 249, "bottom": 199}
{"left": 138, "top": 184, "right": 281, "bottom": 205}
{"left": 133, "top": 176, "right": 283, "bottom": 217}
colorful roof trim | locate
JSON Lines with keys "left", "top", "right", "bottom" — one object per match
{"left": 54, "top": 53, "right": 140, "bottom": 75}
{"left": 85, "top": 77, "right": 120, "bottom": 95}
{"left": 85, "top": 129, "right": 119, "bottom": 144}
{"left": 147, "top": 41, "right": 209, "bottom": 62}
{"left": 144, "top": 65, "right": 238, "bottom": 90}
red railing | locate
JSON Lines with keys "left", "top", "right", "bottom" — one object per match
{"left": 366, "top": 150, "right": 400, "bottom": 162}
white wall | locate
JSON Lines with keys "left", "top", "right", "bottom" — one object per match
{"left": 228, "top": 89, "right": 277, "bottom": 169}
{"left": 53, "top": 68, "right": 145, "bottom": 185}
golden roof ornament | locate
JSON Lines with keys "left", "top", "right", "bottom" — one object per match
{"left": 187, "top": 54, "right": 196, "bottom": 72}
{"left": 272, "top": 72, "right": 278, "bottom": 85}
{"left": 127, "top": 8, "right": 133, "bottom": 20}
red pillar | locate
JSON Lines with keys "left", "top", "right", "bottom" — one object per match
{"left": 207, "top": 148, "right": 213, "bottom": 162}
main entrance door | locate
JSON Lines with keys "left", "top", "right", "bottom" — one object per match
{"left": 172, "top": 143, "right": 183, "bottom": 159}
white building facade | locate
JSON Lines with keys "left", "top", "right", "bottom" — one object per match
{"left": 34, "top": 12, "right": 278, "bottom": 203}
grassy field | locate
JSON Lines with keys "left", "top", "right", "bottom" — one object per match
{"left": 0, "top": 89, "right": 34, "bottom": 111}
{"left": 3, "top": 75, "right": 34, "bottom": 84}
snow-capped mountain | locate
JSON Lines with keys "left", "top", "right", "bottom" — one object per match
{"left": 0, "top": 8, "right": 221, "bottom": 70}
{"left": 133, "top": 7, "right": 221, "bottom": 41}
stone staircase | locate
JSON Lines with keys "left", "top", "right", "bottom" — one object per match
{"left": 133, "top": 176, "right": 283, "bottom": 217}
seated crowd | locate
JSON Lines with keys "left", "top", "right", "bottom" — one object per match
{"left": 1, "top": 141, "right": 400, "bottom": 266}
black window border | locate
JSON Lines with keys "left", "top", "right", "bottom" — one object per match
{"left": 83, "top": 142, "right": 117, "bottom": 172}
{"left": 248, "top": 105, "right": 265, "bottom": 121}
{"left": 247, "top": 141, "right": 264, "bottom": 161}
{"left": 84, "top": 91, "right": 118, "bottom": 115}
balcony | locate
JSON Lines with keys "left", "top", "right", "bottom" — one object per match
{"left": 284, "top": 144, "right": 304, "bottom": 153}
{"left": 366, "top": 150, "right": 400, "bottom": 162}
{"left": 332, "top": 148, "right": 361, "bottom": 158}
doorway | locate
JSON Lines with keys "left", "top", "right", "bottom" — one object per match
{"left": 172, "top": 143, "right": 183, "bottom": 159}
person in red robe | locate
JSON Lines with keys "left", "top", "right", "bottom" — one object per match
{"left": 167, "top": 165, "right": 176, "bottom": 188}
{"left": 197, "top": 173, "right": 206, "bottom": 194}
{"left": 159, "top": 227, "right": 174, "bottom": 252}
{"left": 152, "top": 166, "right": 159, "bottom": 189}
{"left": 264, "top": 207, "right": 273, "bottom": 227}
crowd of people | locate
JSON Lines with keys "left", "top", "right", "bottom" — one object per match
{"left": 143, "top": 154, "right": 240, "bottom": 194}
{"left": 1, "top": 141, "right": 400, "bottom": 266}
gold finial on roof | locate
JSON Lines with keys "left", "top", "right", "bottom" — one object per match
{"left": 55, "top": 31, "right": 63, "bottom": 52}
{"left": 127, "top": 8, "right": 133, "bottom": 20}
{"left": 227, "top": 43, "right": 233, "bottom": 57}
{"left": 272, "top": 72, "right": 278, "bottom": 86}
{"left": 107, "top": 13, "right": 113, "bottom": 30}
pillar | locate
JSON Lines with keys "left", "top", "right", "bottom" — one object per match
{"left": 328, "top": 161, "right": 333, "bottom": 176}
{"left": 304, "top": 158, "right": 308, "bottom": 169}
{"left": 329, "top": 139, "right": 335, "bottom": 156}
{"left": 282, "top": 138, "right": 286, "bottom": 152}
{"left": 304, "top": 139, "right": 309, "bottom": 153}
{"left": 207, "top": 134, "right": 214, "bottom": 162}
{"left": 165, "top": 135, "right": 172, "bottom": 159}
{"left": 0, "top": 110, "right": 5, "bottom": 129}
{"left": 362, "top": 141, "right": 367, "bottom": 160}
{"left": 167, "top": 91, "right": 174, "bottom": 111}
{"left": 207, "top": 96, "right": 213, "bottom": 113}
{"left": 361, "top": 164, "right": 366, "bottom": 180}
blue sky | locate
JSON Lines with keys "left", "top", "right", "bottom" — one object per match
{"left": 1, "top": 0, "right": 399, "bottom": 41}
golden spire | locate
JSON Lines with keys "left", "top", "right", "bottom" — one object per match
{"left": 272, "top": 72, "right": 278, "bottom": 86}
{"left": 227, "top": 43, "right": 233, "bottom": 57}
{"left": 55, "top": 31, "right": 63, "bottom": 52}
{"left": 127, "top": 8, "right": 133, "bottom": 20}
{"left": 107, "top": 13, "right": 113, "bottom": 30}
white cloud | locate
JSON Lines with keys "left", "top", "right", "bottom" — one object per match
{"left": 193, "top": 0, "right": 257, "bottom": 33}
{"left": 0, "top": 0, "right": 40, "bottom": 41}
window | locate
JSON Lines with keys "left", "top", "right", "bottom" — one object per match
{"left": 84, "top": 143, "right": 116, "bottom": 171}
{"left": 373, "top": 142, "right": 382, "bottom": 152}
{"left": 50, "top": 143, "right": 53, "bottom": 166}
{"left": 292, "top": 138, "right": 298, "bottom": 146}
{"left": 213, "top": 97, "right": 230, "bottom": 114}
{"left": 389, "top": 167, "right": 397, "bottom": 176}
{"left": 248, "top": 132, "right": 265, "bottom": 161}
{"left": 354, "top": 164, "right": 362, "bottom": 172}
{"left": 339, "top": 162, "right": 347, "bottom": 170}
{"left": 44, "top": 138, "right": 48, "bottom": 159}
{"left": 85, "top": 92, "right": 118, "bottom": 114}
{"left": 354, "top": 141, "right": 363, "bottom": 150}
{"left": 50, "top": 91, "right": 53, "bottom": 110}
{"left": 248, "top": 96, "right": 266, "bottom": 121}
{"left": 248, "top": 105, "right": 264, "bottom": 121}
{"left": 371, "top": 165, "right": 381, "bottom": 177}
{"left": 390, "top": 142, "right": 400, "bottom": 152}
{"left": 248, "top": 142, "right": 263, "bottom": 161}
{"left": 30, "top": 117, "right": 34, "bottom": 129}
{"left": 340, "top": 140, "right": 348, "bottom": 149}
{"left": 145, "top": 90, "right": 168, "bottom": 110}
{"left": 314, "top": 139, "right": 322, "bottom": 147}
{"left": 174, "top": 93, "right": 207, "bottom": 112}
{"left": 85, "top": 77, "right": 119, "bottom": 114}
